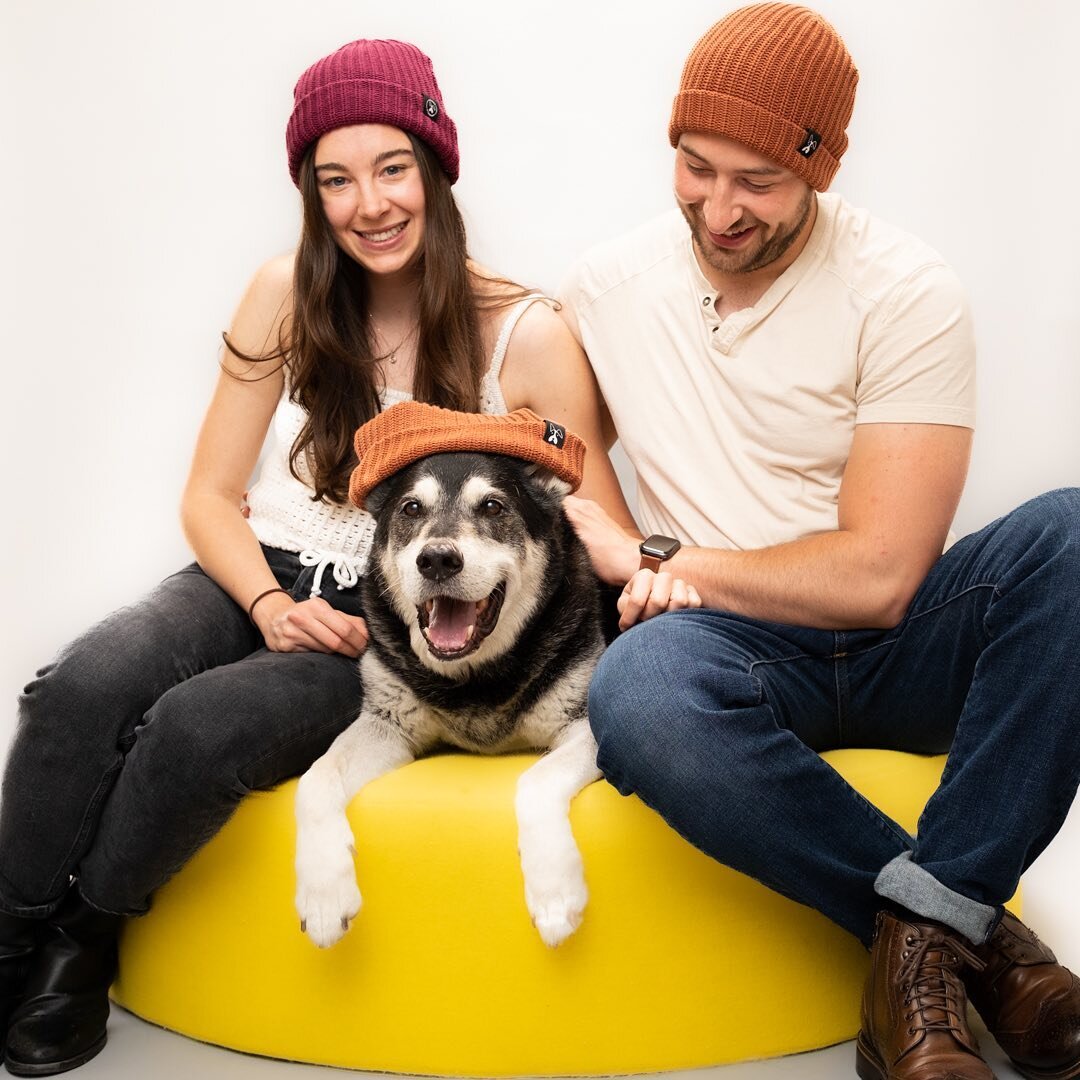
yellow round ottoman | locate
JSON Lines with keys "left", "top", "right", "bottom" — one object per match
{"left": 111, "top": 749, "right": 1005, "bottom": 1075}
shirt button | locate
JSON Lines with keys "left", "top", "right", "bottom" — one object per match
{"left": 703, "top": 296, "right": 711, "bottom": 307}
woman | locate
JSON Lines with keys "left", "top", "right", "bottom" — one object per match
{"left": 0, "top": 39, "right": 644, "bottom": 1077}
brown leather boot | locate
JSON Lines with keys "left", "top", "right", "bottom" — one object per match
{"left": 966, "top": 911, "right": 1080, "bottom": 1080}
{"left": 857, "top": 910, "right": 995, "bottom": 1080}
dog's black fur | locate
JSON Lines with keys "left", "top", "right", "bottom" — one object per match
{"left": 360, "top": 452, "right": 603, "bottom": 747}
{"left": 295, "top": 449, "right": 609, "bottom": 948}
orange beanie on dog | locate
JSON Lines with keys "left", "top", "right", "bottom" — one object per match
{"left": 348, "top": 402, "right": 586, "bottom": 509}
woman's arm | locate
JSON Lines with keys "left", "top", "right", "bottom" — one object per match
{"left": 497, "top": 300, "right": 638, "bottom": 530}
{"left": 180, "top": 254, "right": 367, "bottom": 657}
{"left": 498, "top": 300, "right": 701, "bottom": 623}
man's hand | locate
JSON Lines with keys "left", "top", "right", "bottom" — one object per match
{"left": 563, "top": 495, "right": 642, "bottom": 585}
{"left": 254, "top": 593, "right": 369, "bottom": 658}
{"left": 617, "top": 569, "right": 702, "bottom": 631}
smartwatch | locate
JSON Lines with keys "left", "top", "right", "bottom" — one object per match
{"left": 638, "top": 534, "right": 681, "bottom": 573}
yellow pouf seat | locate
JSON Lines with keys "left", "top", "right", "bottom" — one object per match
{"left": 113, "top": 749, "right": 997, "bottom": 1075}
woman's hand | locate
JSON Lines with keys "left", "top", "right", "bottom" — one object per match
{"left": 617, "top": 569, "right": 702, "bottom": 632}
{"left": 563, "top": 495, "right": 642, "bottom": 586}
{"left": 254, "top": 593, "right": 369, "bottom": 658}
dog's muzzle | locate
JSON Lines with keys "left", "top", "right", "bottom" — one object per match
{"left": 417, "top": 583, "right": 506, "bottom": 660}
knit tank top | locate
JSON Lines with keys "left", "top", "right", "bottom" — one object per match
{"left": 245, "top": 297, "right": 539, "bottom": 594}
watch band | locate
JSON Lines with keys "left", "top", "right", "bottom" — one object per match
{"left": 638, "top": 534, "right": 681, "bottom": 573}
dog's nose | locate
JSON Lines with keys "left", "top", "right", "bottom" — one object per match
{"left": 416, "top": 541, "right": 464, "bottom": 582}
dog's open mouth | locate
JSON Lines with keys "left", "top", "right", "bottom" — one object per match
{"left": 417, "top": 583, "right": 506, "bottom": 660}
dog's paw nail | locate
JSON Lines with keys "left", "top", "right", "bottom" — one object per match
{"left": 300, "top": 918, "right": 307, "bottom": 933}
{"left": 341, "top": 915, "right": 350, "bottom": 931}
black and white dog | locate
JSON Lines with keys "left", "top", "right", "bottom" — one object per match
{"left": 294, "top": 450, "right": 604, "bottom": 949}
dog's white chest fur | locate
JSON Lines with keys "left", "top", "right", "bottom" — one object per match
{"left": 293, "top": 450, "right": 606, "bottom": 951}
{"left": 360, "top": 647, "right": 598, "bottom": 755}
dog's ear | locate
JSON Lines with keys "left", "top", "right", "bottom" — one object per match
{"left": 364, "top": 479, "right": 394, "bottom": 517}
{"left": 522, "top": 463, "right": 573, "bottom": 501}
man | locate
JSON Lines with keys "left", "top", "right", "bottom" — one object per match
{"left": 558, "top": 5, "right": 1080, "bottom": 1079}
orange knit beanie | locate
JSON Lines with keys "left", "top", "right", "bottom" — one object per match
{"left": 348, "top": 402, "right": 586, "bottom": 509}
{"left": 669, "top": 3, "right": 858, "bottom": 191}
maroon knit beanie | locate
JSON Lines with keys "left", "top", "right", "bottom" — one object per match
{"left": 670, "top": 4, "right": 858, "bottom": 191}
{"left": 286, "top": 39, "right": 459, "bottom": 186}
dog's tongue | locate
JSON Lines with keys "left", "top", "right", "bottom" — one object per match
{"left": 427, "top": 597, "right": 478, "bottom": 652}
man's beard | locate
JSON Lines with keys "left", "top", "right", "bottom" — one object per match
{"left": 682, "top": 188, "right": 815, "bottom": 276}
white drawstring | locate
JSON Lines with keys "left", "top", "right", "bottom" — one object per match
{"left": 299, "top": 549, "right": 360, "bottom": 598}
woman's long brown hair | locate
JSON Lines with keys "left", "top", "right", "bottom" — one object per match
{"left": 226, "top": 133, "right": 527, "bottom": 504}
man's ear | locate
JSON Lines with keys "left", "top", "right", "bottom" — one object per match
{"left": 523, "top": 463, "right": 573, "bottom": 501}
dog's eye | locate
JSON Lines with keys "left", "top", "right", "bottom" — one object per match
{"left": 479, "top": 498, "right": 504, "bottom": 517}
{"left": 400, "top": 500, "right": 422, "bottom": 518}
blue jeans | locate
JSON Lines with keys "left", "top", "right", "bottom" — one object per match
{"left": 0, "top": 547, "right": 364, "bottom": 918}
{"left": 588, "top": 489, "right": 1080, "bottom": 946}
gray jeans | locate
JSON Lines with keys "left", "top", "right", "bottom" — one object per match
{"left": 0, "top": 547, "right": 364, "bottom": 917}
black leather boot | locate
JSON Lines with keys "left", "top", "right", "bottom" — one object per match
{"left": 1, "top": 910, "right": 38, "bottom": 1034}
{"left": 3, "top": 886, "right": 121, "bottom": 1077}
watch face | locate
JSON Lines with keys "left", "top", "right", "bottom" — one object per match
{"left": 640, "top": 534, "right": 681, "bottom": 560}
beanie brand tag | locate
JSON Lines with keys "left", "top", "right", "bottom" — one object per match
{"left": 543, "top": 421, "right": 566, "bottom": 449}
{"left": 423, "top": 95, "right": 439, "bottom": 120}
{"left": 798, "top": 128, "right": 822, "bottom": 158}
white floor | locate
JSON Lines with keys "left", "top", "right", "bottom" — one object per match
{"left": 72, "top": 1005, "right": 1035, "bottom": 1079}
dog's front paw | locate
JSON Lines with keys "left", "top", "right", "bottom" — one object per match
{"left": 527, "top": 883, "right": 588, "bottom": 947}
{"left": 521, "top": 844, "right": 588, "bottom": 948}
{"left": 295, "top": 825, "right": 362, "bottom": 948}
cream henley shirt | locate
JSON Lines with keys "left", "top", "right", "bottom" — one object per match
{"left": 559, "top": 193, "right": 976, "bottom": 552}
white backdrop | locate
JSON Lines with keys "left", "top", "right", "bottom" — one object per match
{"left": 3, "top": 0, "right": 1078, "bottom": 959}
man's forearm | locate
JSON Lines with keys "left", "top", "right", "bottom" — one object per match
{"left": 666, "top": 529, "right": 930, "bottom": 631}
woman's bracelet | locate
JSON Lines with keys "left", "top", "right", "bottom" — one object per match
{"left": 248, "top": 587, "right": 291, "bottom": 623}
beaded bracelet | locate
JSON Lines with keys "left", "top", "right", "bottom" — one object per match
{"left": 248, "top": 587, "right": 291, "bottom": 623}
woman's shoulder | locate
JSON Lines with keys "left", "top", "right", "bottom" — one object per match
{"left": 467, "top": 261, "right": 563, "bottom": 341}
{"left": 236, "top": 252, "right": 295, "bottom": 327}
{"left": 247, "top": 251, "right": 296, "bottom": 304}
{"left": 507, "top": 297, "right": 569, "bottom": 350}
{"left": 225, "top": 252, "right": 297, "bottom": 365}
{"left": 468, "top": 260, "right": 519, "bottom": 300}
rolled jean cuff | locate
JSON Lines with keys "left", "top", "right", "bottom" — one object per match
{"left": 875, "top": 851, "right": 998, "bottom": 944}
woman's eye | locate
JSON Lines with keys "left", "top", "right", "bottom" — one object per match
{"left": 480, "top": 498, "right": 504, "bottom": 517}
{"left": 321, "top": 176, "right": 348, "bottom": 189}
{"left": 401, "top": 500, "right": 421, "bottom": 518}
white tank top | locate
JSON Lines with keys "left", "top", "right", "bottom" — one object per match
{"left": 244, "top": 297, "right": 538, "bottom": 594}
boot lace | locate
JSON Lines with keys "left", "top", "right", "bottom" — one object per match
{"left": 899, "top": 927, "right": 986, "bottom": 1038}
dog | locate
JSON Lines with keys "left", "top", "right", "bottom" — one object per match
{"left": 294, "top": 448, "right": 605, "bottom": 949}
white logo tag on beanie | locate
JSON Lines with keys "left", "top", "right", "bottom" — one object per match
{"left": 423, "top": 96, "right": 439, "bottom": 119}
{"left": 543, "top": 421, "right": 566, "bottom": 448}
{"left": 798, "top": 129, "right": 821, "bottom": 158}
